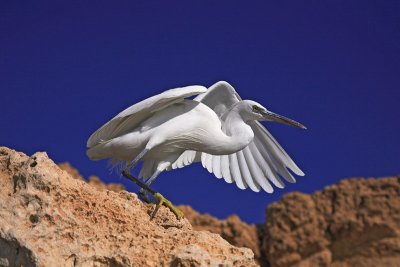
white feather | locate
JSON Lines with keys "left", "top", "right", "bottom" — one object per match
{"left": 242, "top": 146, "right": 272, "bottom": 193}
{"left": 237, "top": 150, "right": 260, "bottom": 192}
{"left": 194, "top": 81, "right": 304, "bottom": 193}
{"left": 212, "top": 155, "right": 222, "bottom": 179}
{"left": 248, "top": 141, "right": 283, "bottom": 190}
{"left": 87, "top": 85, "right": 207, "bottom": 148}
{"left": 88, "top": 81, "right": 304, "bottom": 196}
{"left": 229, "top": 153, "right": 247, "bottom": 190}
{"left": 221, "top": 155, "right": 233, "bottom": 184}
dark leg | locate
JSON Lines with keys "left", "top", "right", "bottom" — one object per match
{"left": 124, "top": 148, "right": 152, "bottom": 202}
{"left": 138, "top": 169, "right": 161, "bottom": 203}
{"left": 121, "top": 170, "right": 184, "bottom": 219}
{"left": 122, "top": 170, "right": 156, "bottom": 195}
{"left": 125, "top": 148, "right": 149, "bottom": 171}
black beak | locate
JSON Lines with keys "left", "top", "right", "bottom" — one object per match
{"left": 261, "top": 111, "right": 306, "bottom": 129}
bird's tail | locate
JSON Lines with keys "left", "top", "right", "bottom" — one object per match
{"left": 86, "top": 142, "right": 110, "bottom": 160}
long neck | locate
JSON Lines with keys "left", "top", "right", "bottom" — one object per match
{"left": 209, "top": 108, "right": 254, "bottom": 155}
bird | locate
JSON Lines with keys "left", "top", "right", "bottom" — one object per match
{"left": 86, "top": 81, "right": 306, "bottom": 218}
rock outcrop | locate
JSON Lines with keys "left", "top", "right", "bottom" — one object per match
{"left": 264, "top": 177, "right": 400, "bottom": 267}
{"left": 58, "top": 163, "right": 265, "bottom": 265}
{"left": 176, "top": 177, "right": 400, "bottom": 267}
{"left": 0, "top": 147, "right": 257, "bottom": 267}
{"left": 178, "top": 205, "right": 262, "bottom": 264}
{"left": 58, "top": 162, "right": 125, "bottom": 193}
{"left": 2, "top": 146, "right": 399, "bottom": 267}
{"left": 178, "top": 177, "right": 400, "bottom": 266}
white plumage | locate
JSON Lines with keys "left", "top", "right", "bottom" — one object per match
{"left": 87, "top": 81, "right": 306, "bottom": 194}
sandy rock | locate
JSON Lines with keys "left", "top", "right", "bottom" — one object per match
{"left": 264, "top": 177, "right": 400, "bottom": 267}
{"left": 86, "top": 176, "right": 126, "bottom": 193}
{"left": 58, "top": 162, "right": 125, "bottom": 192}
{"left": 58, "top": 162, "right": 83, "bottom": 180}
{"left": 178, "top": 205, "right": 263, "bottom": 265}
{"left": 6, "top": 146, "right": 399, "bottom": 267}
{"left": 0, "top": 147, "right": 257, "bottom": 267}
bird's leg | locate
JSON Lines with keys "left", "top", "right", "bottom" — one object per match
{"left": 138, "top": 169, "right": 161, "bottom": 203}
{"left": 122, "top": 170, "right": 156, "bottom": 196}
{"left": 125, "top": 148, "right": 149, "bottom": 171}
{"left": 151, "top": 192, "right": 184, "bottom": 220}
{"left": 138, "top": 189, "right": 152, "bottom": 203}
{"left": 123, "top": 148, "right": 152, "bottom": 202}
{"left": 121, "top": 170, "right": 184, "bottom": 220}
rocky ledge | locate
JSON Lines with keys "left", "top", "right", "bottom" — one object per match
{"left": 0, "top": 147, "right": 257, "bottom": 267}
{"left": 264, "top": 176, "right": 400, "bottom": 267}
{"left": 1, "top": 146, "right": 399, "bottom": 267}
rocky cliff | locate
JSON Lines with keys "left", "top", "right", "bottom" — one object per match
{"left": 178, "top": 205, "right": 263, "bottom": 264}
{"left": 0, "top": 147, "right": 256, "bottom": 266}
{"left": 264, "top": 176, "right": 400, "bottom": 267}
{"left": 178, "top": 177, "right": 400, "bottom": 267}
{"left": 1, "top": 146, "right": 399, "bottom": 267}
{"left": 55, "top": 160, "right": 400, "bottom": 267}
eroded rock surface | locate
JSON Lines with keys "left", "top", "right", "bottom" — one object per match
{"left": 58, "top": 162, "right": 125, "bottom": 192}
{"left": 178, "top": 205, "right": 263, "bottom": 264}
{"left": 0, "top": 147, "right": 257, "bottom": 267}
{"left": 3, "top": 146, "right": 399, "bottom": 267}
{"left": 264, "top": 177, "right": 400, "bottom": 267}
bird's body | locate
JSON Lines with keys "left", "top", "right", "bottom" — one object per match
{"left": 88, "top": 99, "right": 254, "bottom": 178}
{"left": 88, "top": 100, "right": 218, "bottom": 158}
{"left": 87, "top": 81, "right": 306, "bottom": 195}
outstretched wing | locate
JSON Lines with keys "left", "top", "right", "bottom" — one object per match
{"left": 87, "top": 85, "right": 207, "bottom": 148}
{"left": 170, "top": 81, "right": 304, "bottom": 193}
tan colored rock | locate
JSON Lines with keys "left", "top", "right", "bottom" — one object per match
{"left": 87, "top": 175, "right": 125, "bottom": 193}
{"left": 264, "top": 177, "right": 400, "bottom": 267}
{"left": 58, "top": 162, "right": 125, "bottom": 193}
{"left": 58, "top": 162, "right": 83, "bottom": 180}
{"left": 178, "top": 205, "right": 263, "bottom": 265}
{"left": 0, "top": 147, "right": 257, "bottom": 267}
{"left": 10, "top": 147, "right": 400, "bottom": 267}
{"left": 59, "top": 162, "right": 264, "bottom": 264}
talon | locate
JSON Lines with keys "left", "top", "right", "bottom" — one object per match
{"left": 120, "top": 170, "right": 183, "bottom": 219}
{"left": 151, "top": 192, "right": 184, "bottom": 219}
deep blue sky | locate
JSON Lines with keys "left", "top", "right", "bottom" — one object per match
{"left": 1, "top": 1, "right": 399, "bottom": 223}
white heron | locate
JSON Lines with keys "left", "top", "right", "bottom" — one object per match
{"left": 86, "top": 81, "right": 306, "bottom": 218}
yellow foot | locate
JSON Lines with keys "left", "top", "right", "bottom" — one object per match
{"left": 151, "top": 192, "right": 184, "bottom": 220}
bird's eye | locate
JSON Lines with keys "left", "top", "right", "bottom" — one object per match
{"left": 252, "top": 105, "right": 262, "bottom": 112}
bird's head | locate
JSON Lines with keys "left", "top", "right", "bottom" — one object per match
{"left": 239, "top": 100, "right": 306, "bottom": 129}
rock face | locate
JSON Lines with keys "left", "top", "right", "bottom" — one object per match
{"left": 178, "top": 205, "right": 262, "bottom": 264}
{"left": 2, "top": 146, "right": 399, "bottom": 267}
{"left": 58, "top": 162, "right": 125, "bottom": 193}
{"left": 0, "top": 147, "right": 257, "bottom": 267}
{"left": 264, "top": 177, "right": 400, "bottom": 267}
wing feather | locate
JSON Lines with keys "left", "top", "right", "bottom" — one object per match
{"left": 201, "top": 153, "right": 207, "bottom": 169}
{"left": 170, "top": 81, "right": 304, "bottom": 193}
{"left": 87, "top": 85, "right": 207, "bottom": 148}
{"left": 252, "top": 121, "right": 304, "bottom": 176}
{"left": 169, "top": 150, "right": 197, "bottom": 170}
{"left": 253, "top": 135, "right": 295, "bottom": 183}
{"left": 229, "top": 153, "right": 247, "bottom": 189}
{"left": 248, "top": 141, "right": 284, "bottom": 189}
{"left": 176, "top": 156, "right": 185, "bottom": 169}
{"left": 212, "top": 155, "right": 222, "bottom": 179}
{"left": 242, "top": 145, "right": 272, "bottom": 193}
{"left": 221, "top": 155, "right": 233, "bottom": 184}
{"left": 237, "top": 150, "right": 260, "bottom": 192}
{"left": 205, "top": 153, "right": 213, "bottom": 173}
